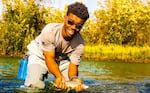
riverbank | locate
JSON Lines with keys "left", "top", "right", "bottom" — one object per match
{"left": 83, "top": 45, "right": 150, "bottom": 63}
{"left": 0, "top": 45, "right": 150, "bottom": 63}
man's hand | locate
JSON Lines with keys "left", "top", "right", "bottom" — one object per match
{"left": 54, "top": 77, "right": 67, "bottom": 89}
{"left": 71, "top": 78, "right": 84, "bottom": 92}
{"left": 44, "top": 51, "right": 67, "bottom": 89}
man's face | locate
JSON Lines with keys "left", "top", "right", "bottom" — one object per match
{"left": 63, "top": 13, "right": 84, "bottom": 39}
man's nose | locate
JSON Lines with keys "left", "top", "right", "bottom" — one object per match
{"left": 71, "top": 24, "right": 76, "bottom": 29}
{"left": 71, "top": 24, "right": 80, "bottom": 32}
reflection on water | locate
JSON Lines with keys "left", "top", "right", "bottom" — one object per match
{"left": 80, "top": 60, "right": 150, "bottom": 82}
{"left": 0, "top": 57, "right": 19, "bottom": 78}
{"left": 1, "top": 57, "right": 150, "bottom": 93}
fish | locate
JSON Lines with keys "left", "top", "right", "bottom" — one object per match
{"left": 51, "top": 81, "right": 89, "bottom": 90}
{"left": 65, "top": 81, "right": 89, "bottom": 89}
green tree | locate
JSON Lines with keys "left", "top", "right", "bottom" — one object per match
{"left": 95, "top": 0, "right": 150, "bottom": 46}
{"left": 0, "top": 0, "right": 64, "bottom": 56}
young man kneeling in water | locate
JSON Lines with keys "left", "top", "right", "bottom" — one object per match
{"left": 24, "top": 2, "right": 89, "bottom": 92}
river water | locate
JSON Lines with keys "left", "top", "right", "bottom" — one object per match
{"left": 1, "top": 57, "right": 150, "bottom": 93}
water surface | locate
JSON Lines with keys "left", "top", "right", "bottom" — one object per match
{"left": 1, "top": 57, "right": 150, "bottom": 93}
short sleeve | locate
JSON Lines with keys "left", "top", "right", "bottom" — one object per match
{"left": 70, "top": 44, "right": 84, "bottom": 65}
{"left": 39, "top": 24, "right": 56, "bottom": 52}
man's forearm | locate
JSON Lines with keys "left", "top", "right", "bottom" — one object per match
{"left": 43, "top": 51, "right": 63, "bottom": 78}
{"left": 45, "top": 58, "right": 62, "bottom": 78}
{"left": 68, "top": 62, "right": 78, "bottom": 79}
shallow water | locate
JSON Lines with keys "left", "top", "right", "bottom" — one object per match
{"left": 1, "top": 57, "right": 150, "bottom": 93}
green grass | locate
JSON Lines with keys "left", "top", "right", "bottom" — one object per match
{"left": 83, "top": 44, "right": 150, "bottom": 63}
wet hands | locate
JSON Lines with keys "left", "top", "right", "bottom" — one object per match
{"left": 71, "top": 78, "right": 84, "bottom": 92}
{"left": 53, "top": 77, "right": 86, "bottom": 92}
{"left": 54, "top": 77, "right": 67, "bottom": 89}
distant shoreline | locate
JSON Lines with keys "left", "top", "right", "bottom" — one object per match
{"left": 0, "top": 45, "right": 150, "bottom": 63}
{"left": 83, "top": 45, "right": 150, "bottom": 63}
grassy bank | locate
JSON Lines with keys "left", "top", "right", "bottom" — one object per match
{"left": 83, "top": 45, "right": 150, "bottom": 63}
{"left": 0, "top": 44, "right": 150, "bottom": 63}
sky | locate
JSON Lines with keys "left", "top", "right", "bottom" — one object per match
{"left": 49, "top": 0, "right": 99, "bottom": 13}
{"left": 0, "top": 0, "right": 2, "bottom": 18}
{"left": 0, "top": 0, "right": 102, "bottom": 19}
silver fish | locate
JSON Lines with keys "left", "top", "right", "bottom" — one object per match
{"left": 51, "top": 81, "right": 89, "bottom": 89}
{"left": 65, "top": 81, "right": 89, "bottom": 89}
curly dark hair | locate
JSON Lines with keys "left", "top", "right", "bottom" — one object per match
{"left": 67, "top": 2, "right": 89, "bottom": 21}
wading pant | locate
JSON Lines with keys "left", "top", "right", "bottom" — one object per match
{"left": 24, "top": 40, "right": 70, "bottom": 89}
{"left": 24, "top": 54, "right": 70, "bottom": 89}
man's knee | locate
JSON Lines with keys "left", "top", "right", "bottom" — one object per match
{"left": 24, "top": 78, "right": 45, "bottom": 89}
{"left": 24, "top": 64, "right": 47, "bottom": 89}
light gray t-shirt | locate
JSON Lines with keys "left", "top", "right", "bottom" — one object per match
{"left": 34, "top": 23, "right": 84, "bottom": 65}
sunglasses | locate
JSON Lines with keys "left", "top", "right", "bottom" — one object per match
{"left": 66, "top": 17, "right": 83, "bottom": 29}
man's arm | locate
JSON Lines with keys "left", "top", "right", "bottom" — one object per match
{"left": 43, "top": 51, "right": 66, "bottom": 89}
{"left": 68, "top": 62, "right": 84, "bottom": 91}
{"left": 68, "top": 62, "right": 78, "bottom": 79}
{"left": 43, "top": 51, "right": 62, "bottom": 78}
